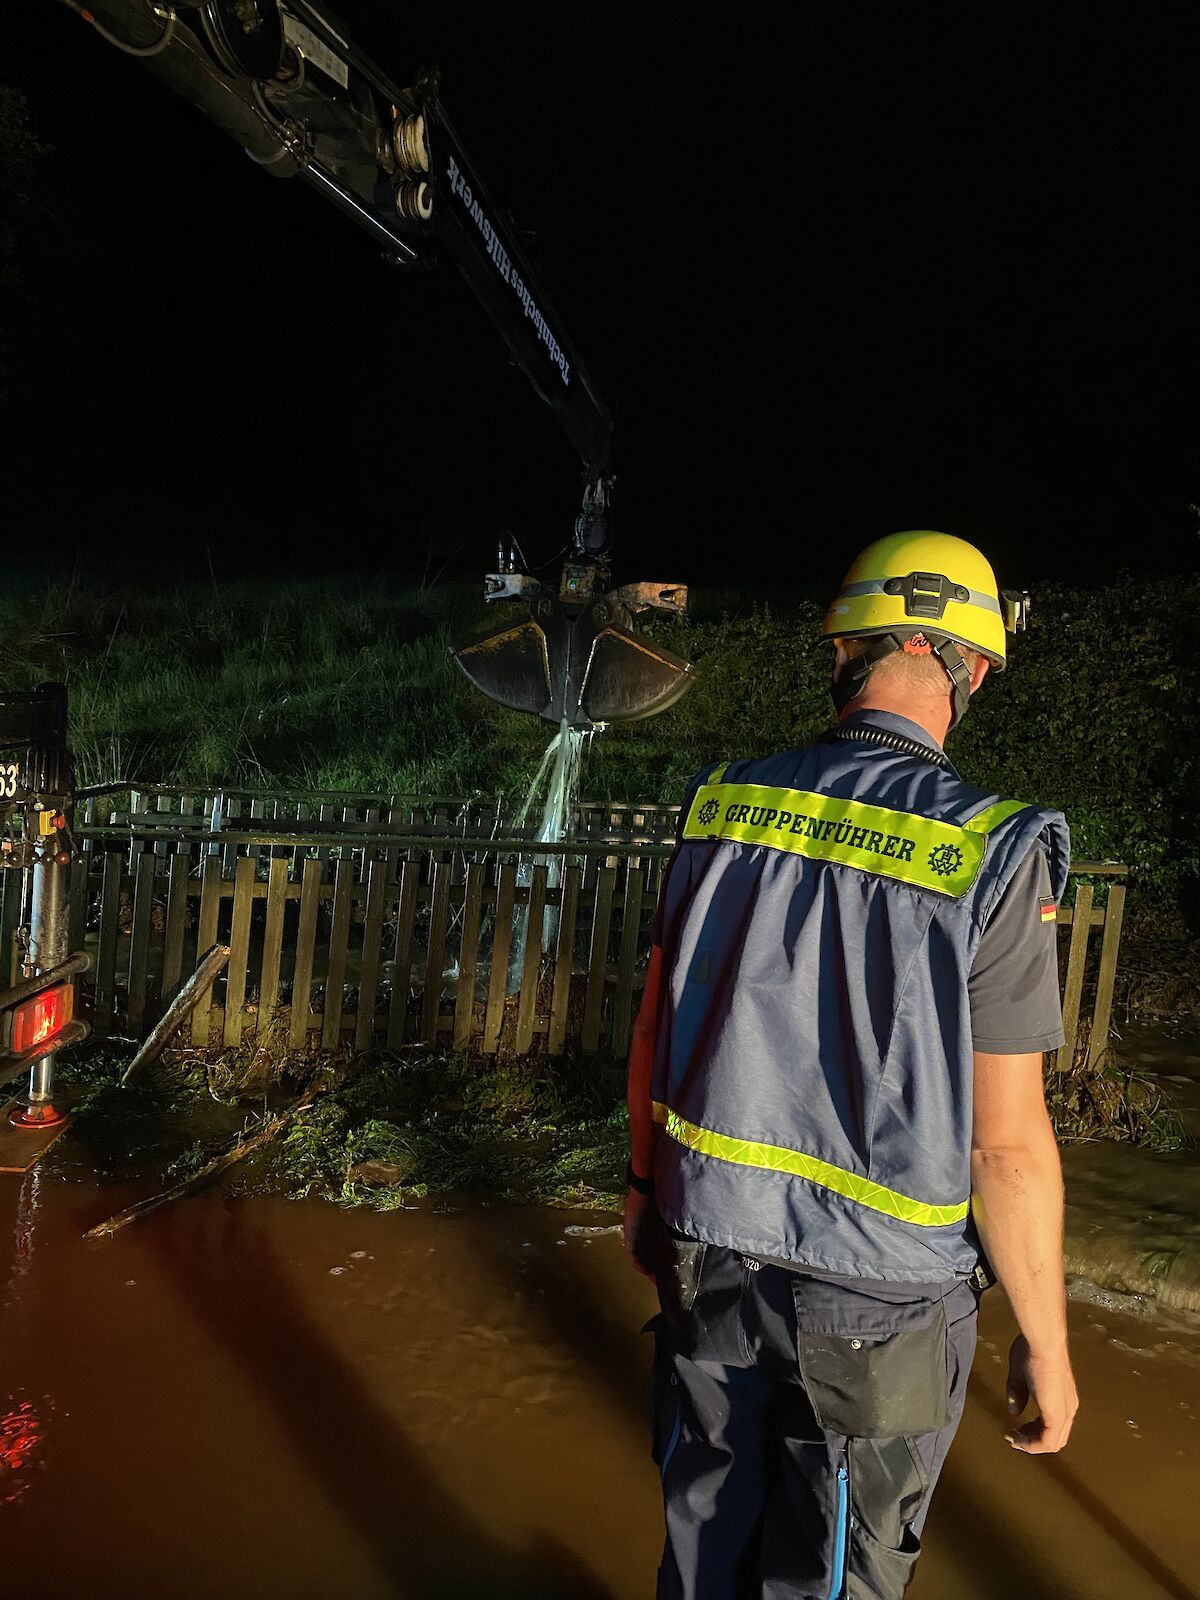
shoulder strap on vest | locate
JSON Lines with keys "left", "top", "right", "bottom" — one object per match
{"left": 963, "top": 798, "right": 1029, "bottom": 836}
{"left": 971, "top": 802, "right": 1071, "bottom": 925}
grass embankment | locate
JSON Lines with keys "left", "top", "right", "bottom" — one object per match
{"left": 2, "top": 568, "right": 1197, "bottom": 965}
{"left": 2, "top": 571, "right": 772, "bottom": 803}
{"left": 0, "top": 571, "right": 1196, "bottom": 909}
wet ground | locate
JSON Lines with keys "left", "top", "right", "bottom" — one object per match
{"left": 1058, "top": 1028, "right": 1200, "bottom": 1318}
{"left": 0, "top": 1171, "right": 1197, "bottom": 1600}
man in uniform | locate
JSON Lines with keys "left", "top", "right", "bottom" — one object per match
{"left": 624, "top": 532, "right": 1079, "bottom": 1599}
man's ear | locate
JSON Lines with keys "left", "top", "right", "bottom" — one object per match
{"left": 968, "top": 656, "right": 991, "bottom": 695}
{"left": 832, "top": 641, "right": 851, "bottom": 683}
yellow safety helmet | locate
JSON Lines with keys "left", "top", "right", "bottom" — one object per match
{"left": 822, "top": 531, "right": 1030, "bottom": 725}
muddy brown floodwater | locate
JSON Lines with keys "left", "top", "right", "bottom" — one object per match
{"left": 0, "top": 1174, "right": 1197, "bottom": 1600}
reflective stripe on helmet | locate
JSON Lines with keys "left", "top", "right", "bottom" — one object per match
{"left": 835, "top": 578, "right": 1002, "bottom": 615}
{"left": 682, "top": 781, "right": 1027, "bottom": 897}
{"left": 652, "top": 1102, "right": 970, "bottom": 1227}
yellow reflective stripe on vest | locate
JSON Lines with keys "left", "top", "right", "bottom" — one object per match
{"left": 682, "top": 781, "right": 1027, "bottom": 897}
{"left": 652, "top": 1102, "right": 970, "bottom": 1228}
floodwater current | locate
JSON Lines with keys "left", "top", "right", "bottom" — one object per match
{"left": 0, "top": 1171, "right": 1197, "bottom": 1599}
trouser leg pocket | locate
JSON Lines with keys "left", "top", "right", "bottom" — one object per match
{"left": 844, "top": 1435, "right": 928, "bottom": 1599}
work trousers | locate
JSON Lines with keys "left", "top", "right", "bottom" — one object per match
{"left": 650, "top": 1244, "right": 978, "bottom": 1600}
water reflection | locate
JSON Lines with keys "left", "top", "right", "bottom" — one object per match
{"left": 0, "top": 1173, "right": 1194, "bottom": 1599}
{"left": 1, "top": 1169, "right": 52, "bottom": 1506}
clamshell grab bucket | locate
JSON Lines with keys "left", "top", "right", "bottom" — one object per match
{"left": 452, "top": 591, "right": 694, "bottom": 729}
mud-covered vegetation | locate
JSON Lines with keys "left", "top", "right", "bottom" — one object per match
{"left": 1046, "top": 1024, "right": 1187, "bottom": 1152}
{"left": 56, "top": 1044, "right": 631, "bottom": 1211}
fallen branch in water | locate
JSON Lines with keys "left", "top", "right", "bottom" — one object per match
{"left": 84, "top": 1078, "right": 325, "bottom": 1239}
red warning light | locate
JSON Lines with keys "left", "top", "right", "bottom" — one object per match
{"left": 0, "top": 1396, "right": 49, "bottom": 1505}
{"left": 9, "top": 985, "right": 73, "bottom": 1056}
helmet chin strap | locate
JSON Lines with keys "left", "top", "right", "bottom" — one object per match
{"left": 831, "top": 633, "right": 972, "bottom": 728}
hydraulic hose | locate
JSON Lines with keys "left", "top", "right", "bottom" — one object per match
{"left": 57, "top": 0, "right": 177, "bottom": 57}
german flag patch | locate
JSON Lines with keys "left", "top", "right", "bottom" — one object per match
{"left": 1039, "top": 896, "right": 1057, "bottom": 924}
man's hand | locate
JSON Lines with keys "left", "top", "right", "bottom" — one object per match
{"left": 971, "top": 1051, "right": 1079, "bottom": 1457}
{"left": 624, "top": 1188, "right": 660, "bottom": 1281}
{"left": 1004, "top": 1334, "right": 1079, "bottom": 1454}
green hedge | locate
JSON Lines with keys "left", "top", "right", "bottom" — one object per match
{"left": 0, "top": 573, "right": 1195, "bottom": 910}
{"left": 588, "top": 578, "right": 1200, "bottom": 910}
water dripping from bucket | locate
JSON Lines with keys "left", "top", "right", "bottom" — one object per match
{"left": 507, "top": 720, "right": 592, "bottom": 992}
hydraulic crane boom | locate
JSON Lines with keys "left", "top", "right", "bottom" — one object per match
{"left": 56, "top": 0, "right": 694, "bottom": 728}
{"left": 67, "top": 0, "right": 613, "bottom": 480}
{"left": 289, "top": 2, "right": 616, "bottom": 488}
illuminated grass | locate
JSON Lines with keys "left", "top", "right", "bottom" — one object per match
{"left": 0, "top": 572, "right": 1196, "bottom": 907}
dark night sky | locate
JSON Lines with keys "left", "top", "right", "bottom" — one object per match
{"left": 3, "top": 5, "right": 1197, "bottom": 596}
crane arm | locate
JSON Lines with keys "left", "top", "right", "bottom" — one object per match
{"left": 69, "top": 0, "right": 612, "bottom": 482}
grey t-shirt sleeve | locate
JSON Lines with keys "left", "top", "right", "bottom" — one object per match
{"left": 969, "top": 845, "right": 1065, "bottom": 1053}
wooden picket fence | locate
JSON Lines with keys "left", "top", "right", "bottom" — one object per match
{"left": 0, "top": 785, "right": 1130, "bottom": 1062}
{"left": 1053, "top": 864, "right": 1128, "bottom": 1071}
{"left": 31, "top": 784, "right": 675, "bottom": 1057}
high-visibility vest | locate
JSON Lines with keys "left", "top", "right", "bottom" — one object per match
{"left": 651, "top": 711, "right": 1070, "bottom": 1284}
